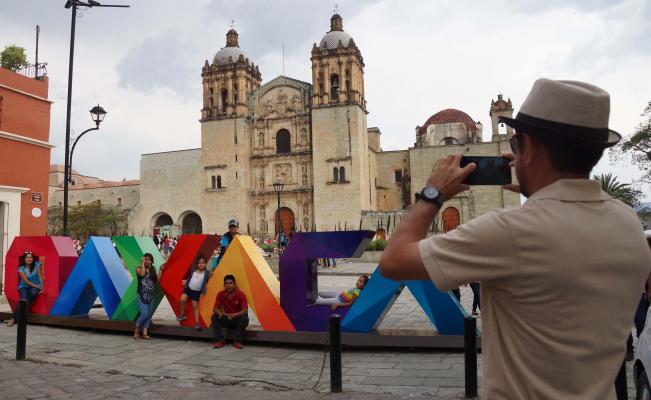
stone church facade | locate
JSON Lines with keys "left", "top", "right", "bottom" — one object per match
{"left": 127, "top": 14, "right": 520, "bottom": 237}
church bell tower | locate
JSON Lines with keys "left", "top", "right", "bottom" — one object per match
{"left": 310, "top": 13, "right": 371, "bottom": 230}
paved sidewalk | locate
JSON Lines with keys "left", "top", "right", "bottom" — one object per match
{"left": 0, "top": 324, "right": 477, "bottom": 398}
{"left": 0, "top": 324, "right": 638, "bottom": 398}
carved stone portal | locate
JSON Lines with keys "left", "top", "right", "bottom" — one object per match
{"left": 274, "top": 163, "right": 292, "bottom": 183}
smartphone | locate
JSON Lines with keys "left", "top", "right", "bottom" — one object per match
{"left": 460, "top": 156, "right": 512, "bottom": 185}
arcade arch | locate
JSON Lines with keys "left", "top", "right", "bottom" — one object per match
{"left": 180, "top": 211, "right": 203, "bottom": 234}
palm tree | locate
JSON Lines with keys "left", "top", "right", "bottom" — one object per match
{"left": 593, "top": 173, "right": 642, "bottom": 207}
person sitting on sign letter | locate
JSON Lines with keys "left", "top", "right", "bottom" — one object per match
{"left": 212, "top": 274, "right": 249, "bottom": 349}
{"left": 5, "top": 251, "right": 45, "bottom": 327}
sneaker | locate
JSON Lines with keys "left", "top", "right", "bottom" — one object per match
{"left": 194, "top": 323, "right": 202, "bottom": 331}
{"left": 213, "top": 341, "right": 225, "bottom": 348}
{"left": 176, "top": 314, "right": 188, "bottom": 321}
{"left": 233, "top": 342, "right": 243, "bottom": 349}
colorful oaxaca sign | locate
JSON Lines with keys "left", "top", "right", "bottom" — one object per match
{"left": 4, "top": 232, "right": 465, "bottom": 335}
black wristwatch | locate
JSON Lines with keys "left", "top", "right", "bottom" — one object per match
{"left": 416, "top": 186, "right": 444, "bottom": 208}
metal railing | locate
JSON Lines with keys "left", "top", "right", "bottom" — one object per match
{"left": 14, "top": 63, "right": 48, "bottom": 80}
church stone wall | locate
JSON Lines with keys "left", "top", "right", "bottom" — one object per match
{"left": 50, "top": 184, "right": 139, "bottom": 210}
{"left": 426, "top": 122, "right": 470, "bottom": 146}
{"left": 129, "top": 149, "right": 203, "bottom": 235}
{"left": 201, "top": 117, "right": 252, "bottom": 235}
{"left": 312, "top": 104, "right": 369, "bottom": 231}
{"left": 375, "top": 150, "right": 409, "bottom": 211}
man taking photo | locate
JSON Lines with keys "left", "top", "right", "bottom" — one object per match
{"left": 380, "top": 78, "right": 651, "bottom": 399}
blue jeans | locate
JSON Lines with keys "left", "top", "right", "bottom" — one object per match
{"left": 211, "top": 314, "right": 249, "bottom": 343}
{"left": 13, "top": 287, "right": 40, "bottom": 321}
{"left": 135, "top": 296, "right": 154, "bottom": 328}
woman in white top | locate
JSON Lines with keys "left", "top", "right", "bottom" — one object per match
{"left": 176, "top": 256, "right": 210, "bottom": 330}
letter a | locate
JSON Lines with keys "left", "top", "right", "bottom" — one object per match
{"left": 50, "top": 237, "right": 131, "bottom": 318}
{"left": 341, "top": 267, "right": 466, "bottom": 335}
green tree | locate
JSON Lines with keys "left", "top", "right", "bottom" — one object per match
{"left": 47, "top": 206, "right": 64, "bottom": 236}
{"left": 593, "top": 173, "right": 642, "bottom": 207}
{"left": 611, "top": 101, "right": 651, "bottom": 183}
{"left": 47, "top": 203, "right": 130, "bottom": 241}
{"left": 0, "top": 45, "right": 29, "bottom": 71}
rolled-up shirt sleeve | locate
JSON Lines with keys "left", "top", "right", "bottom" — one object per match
{"left": 418, "top": 209, "right": 518, "bottom": 292}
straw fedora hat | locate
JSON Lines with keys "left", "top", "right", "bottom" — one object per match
{"left": 499, "top": 78, "right": 621, "bottom": 147}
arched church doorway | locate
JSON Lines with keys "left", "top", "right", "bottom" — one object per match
{"left": 376, "top": 228, "right": 386, "bottom": 240}
{"left": 274, "top": 207, "right": 295, "bottom": 236}
{"left": 181, "top": 212, "right": 203, "bottom": 234}
{"left": 152, "top": 213, "right": 173, "bottom": 236}
{"left": 442, "top": 207, "right": 460, "bottom": 233}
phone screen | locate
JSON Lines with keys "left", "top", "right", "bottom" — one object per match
{"left": 460, "top": 156, "right": 512, "bottom": 185}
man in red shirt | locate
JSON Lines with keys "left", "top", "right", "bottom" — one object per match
{"left": 211, "top": 274, "right": 249, "bottom": 349}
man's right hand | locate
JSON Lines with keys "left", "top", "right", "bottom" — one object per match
{"left": 426, "top": 153, "right": 476, "bottom": 200}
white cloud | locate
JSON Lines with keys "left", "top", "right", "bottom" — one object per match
{"left": 1, "top": 0, "right": 649, "bottom": 197}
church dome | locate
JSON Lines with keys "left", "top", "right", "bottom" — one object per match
{"left": 418, "top": 109, "right": 478, "bottom": 136}
{"left": 319, "top": 30, "right": 353, "bottom": 49}
{"left": 318, "top": 14, "right": 355, "bottom": 50}
{"left": 213, "top": 29, "right": 251, "bottom": 66}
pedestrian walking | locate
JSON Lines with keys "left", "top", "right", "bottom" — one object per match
{"left": 469, "top": 282, "right": 480, "bottom": 315}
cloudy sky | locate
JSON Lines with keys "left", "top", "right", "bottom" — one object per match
{"left": 2, "top": 0, "right": 650, "bottom": 197}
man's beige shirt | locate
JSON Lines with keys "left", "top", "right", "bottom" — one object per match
{"left": 419, "top": 179, "right": 651, "bottom": 399}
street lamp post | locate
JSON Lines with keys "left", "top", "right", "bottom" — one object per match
{"left": 63, "top": 105, "right": 107, "bottom": 235}
{"left": 272, "top": 182, "right": 284, "bottom": 240}
{"left": 62, "top": 0, "right": 128, "bottom": 236}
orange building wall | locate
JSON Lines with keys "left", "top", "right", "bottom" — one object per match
{"left": 0, "top": 67, "right": 52, "bottom": 235}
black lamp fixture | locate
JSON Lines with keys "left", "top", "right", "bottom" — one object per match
{"left": 90, "top": 104, "right": 107, "bottom": 126}
{"left": 63, "top": 103, "right": 107, "bottom": 235}
{"left": 272, "top": 182, "right": 284, "bottom": 194}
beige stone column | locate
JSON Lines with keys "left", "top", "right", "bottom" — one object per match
{"left": 323, "top": 62, "right": 331, "bottom": 104}
{"left": 338, "top": 60, "right": 346, "bottom": 103}
{"left": 311, "top": 64, "right": 319, "bottom": 103}
{"left": 226, "top": 74, "right": 233, "bottom": 114}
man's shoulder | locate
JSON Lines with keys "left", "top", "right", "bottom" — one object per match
{"left": 463, "top": 207, "right": 518, "bottom": 229}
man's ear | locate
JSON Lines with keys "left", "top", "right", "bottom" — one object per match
{"left": 520, "top": 133, "right": 541, "bottom": 167}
